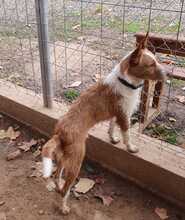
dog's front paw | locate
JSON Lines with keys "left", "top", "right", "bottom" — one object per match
{"left": 110, "top": 135, "right": 120, "bottom": 144}
{"left": 61, "top": 205, "right": 70, "bottom": 215}
{"left": 127, "top": 144, "right": 139, "bottom": 153}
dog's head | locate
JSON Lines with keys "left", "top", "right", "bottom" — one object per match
{"left": 121, "top": 32, "right": 167, "bottom": 81}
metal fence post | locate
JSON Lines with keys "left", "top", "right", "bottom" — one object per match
{"left": 35, "top": 0, "right": 53, "bottom": 108}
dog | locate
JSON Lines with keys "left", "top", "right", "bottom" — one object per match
{"left": 42, "top": 33, "right": 167, "bottom": 214}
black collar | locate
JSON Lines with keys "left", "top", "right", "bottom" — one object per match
{"left": 118, "top": 77, "right": 144, "bottom": 90}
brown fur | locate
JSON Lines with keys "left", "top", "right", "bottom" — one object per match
{"left": 42, "top": 33, "right": 168, "bottom": 214}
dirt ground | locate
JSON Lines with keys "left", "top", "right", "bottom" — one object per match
{"left": 0, "top": 115, "right": 185, "bottom": 220}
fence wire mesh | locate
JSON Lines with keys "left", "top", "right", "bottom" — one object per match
{"left": 0, "top": 0, "right": 185, "bottom": 168}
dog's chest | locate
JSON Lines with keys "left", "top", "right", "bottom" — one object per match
{"left": 119, "top": 88, "right": 141, "bottom": 117}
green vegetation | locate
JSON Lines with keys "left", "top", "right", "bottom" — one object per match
{"left": 64, "top": 89, "right": 80, "bottom": 102}
{"left": 171, "top": 79, "right": 185, "bottom": 87}
{"left": 0, "top": 25, "right": 34, "bottom": 39}
{"left": 148, "top": 124, "right": 178, "bottom": 145}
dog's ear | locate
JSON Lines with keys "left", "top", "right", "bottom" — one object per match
{"left": 130, "top": 32, "right": 149, "bottom": 65}
{"left": 139, "top": 31, "right": 149, "bottom": 49}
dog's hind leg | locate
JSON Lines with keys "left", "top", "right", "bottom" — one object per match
{"left": 108, "top": 117, "right": 120, "bottom": 144}
{"left": 59, "top": 144, "right": 85, "bottom": 215}
{"left": 54, "top": 160, "right": 64, "bottom": 192}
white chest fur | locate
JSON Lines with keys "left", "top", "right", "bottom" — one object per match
{"left": 119, "top": 88, "right": 141, "bottom": 117}
{"left": 104, "top": 63, "right": 141, "bottom": 117}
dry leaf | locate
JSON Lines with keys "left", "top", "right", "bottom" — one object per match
{"left": 181, "top": 143, "right": 185, "bottom": 148}
{"left": 28, "top": 138, "right": 37, "bottom": 147}
{"left": 69, "top": 81, "right": 81, "bottom": 88}
{"left": 0, "top": 130, "right": 7, "bottom": 139}
{"left": 166, "top": 80, "right": 171, "bottom": 85}
{"left": 18, "top": 145, "right": 31, "bottom": 152}
{"left": 164, "top": 125, "right": 171, "bottom": 130}
{"left": 18, "top": 138, "right": 37, "bottom": 152}
{"left": 176, "top": 95, "right": 185, "bottom": 104}
{"left": 94, "top": 176, "right": 105, "bottom": 184}
{"left": 72, "top": 24, "right": 80, "bottom": 30}
{"left": 168, "top": 117, "right": 176, "bottom": 122}
{"left": 75, "top": 178, "right": 95, "bottom": 194}
{"left": 0, "top": 201, "right": 5, "bottom": 206}
{"left": 33, "top": 149, "right": 41, "bottom": 157}
{"left": 95, "top": 193, "right": 113, "bottom": 206}
{"left": 155, "top": 207, "right": 169, "bottom": 220}
{"left": 6, "top": 126, "right": 20, "bottom": 140}
{"left": 29, "top": 162, "right": 42, "bottom": 177}
{"left": 77, "top": 36, "right": 86, "bottom": 41}
{"left": 6, "top": 150, "right": 21, "bottom": 161}
{"left": 0, "top": 127, "right": 20, "bottom": 140}
{"left": 29, "top": 170, "right": 42, "bottom": 178}
{"left": 0, "top": 212, "right": 6, "bottom": 220}
{"left": 46, "top": 180, "right": 56, "bottom": 192}
{"left": 37, "top": 138, "right": 45, "bottom": 145}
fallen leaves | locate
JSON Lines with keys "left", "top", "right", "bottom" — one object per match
{"left": 0, "top": 201, "right": 5, "bottom": 206}
{"left": 95, "top": 192, "right": 113, "bottom": 206}
{"left": 166, "top": 80, "right": 171, "bottom": 85}
{"left": 75, "top": 178, "right": 95, "bottom": 194}
{"left": 72, "top": 24, "right": 80, "bottom": 31}
{"left": 155, "top": 207, "right": 169, "bottom": 220}
{"left": 46, "top": 180, "right": 56, "bottom": 192}
{"left": 33, "top": 148, "right": 41, "bottom": 158}
{"left": 18, "top": 139, "right": 37, "bottom": 152}
{"left": 168, "top": 117, "right": 176, "bottom": 122}
{"left": 69, "top": 81, "right": 81, "bottom": 88}
{"left": 0, "top": 127, "right": 20, "bottom": 140}
{"left": 175, "top": 95, "right": 185, "bottom": 104}
{"left": 29, "top": 162, "right": 42, "bottom": 178}
{"left": 94, "top": 176, "right": 105, "bottom": 185}
{"left": 6, "top": 150, "right": 21, "bottom": 161}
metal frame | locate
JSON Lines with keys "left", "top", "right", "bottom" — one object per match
{"left": 35, "top": 0, "right": 53, "bottom": 108}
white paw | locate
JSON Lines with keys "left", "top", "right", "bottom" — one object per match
{"left": 127, "top": 144, "right": 139, "bottom": 153}
{"left": 110, "top": 135, "right": 120, "bottom": 144}
{"left": 62, "top": 205, "right": 70, "bottom": 215}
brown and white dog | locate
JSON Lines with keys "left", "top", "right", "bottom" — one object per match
{"left": 42, "top": 33, "right": 167, "bottom": 214}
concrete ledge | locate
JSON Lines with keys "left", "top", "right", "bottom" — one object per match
{"left": 0, "top": 80, "right": 185, "bottom": 209}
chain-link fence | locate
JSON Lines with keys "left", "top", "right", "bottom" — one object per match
{"left": 0, "top": 0, "right": 185, "bottom": 164}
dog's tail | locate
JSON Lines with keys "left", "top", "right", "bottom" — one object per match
{"left": 42, "top": 135, "right": 59, "bottom": 178}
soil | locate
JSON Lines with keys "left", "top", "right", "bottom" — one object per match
{"left": 0, "top": 115, "right": 185, "bottom": 220}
